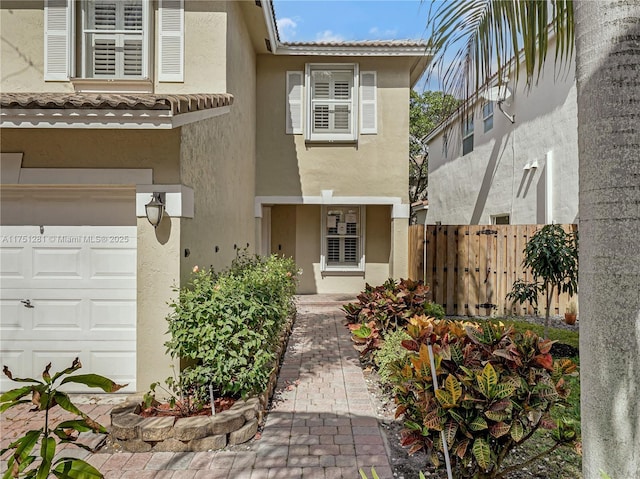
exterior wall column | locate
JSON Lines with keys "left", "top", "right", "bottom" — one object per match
{"left": 390, "top": 203, "right": 410, "bottom": 279}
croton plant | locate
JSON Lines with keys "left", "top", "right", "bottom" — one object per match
{"left": 389, "top": 316, "right": 578, "bottom": 479}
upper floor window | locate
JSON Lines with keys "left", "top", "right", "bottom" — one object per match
{"left": 462, "top": 115, "right": 474, "bottom": 155}
{"left": 286, "top": 65, "right": 377, "bottom": 142}
{"left": 82, "top": 0, "right": 148, "bottom": 78}
{"left": 483, "top": 101, "right": 494, "bottom": 133}
{"left": 44, "top": 0, "right": 184, "bottom": 84}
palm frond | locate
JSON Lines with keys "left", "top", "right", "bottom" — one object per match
{"left": 425, "top": 0, "right": 574, "bottom": 102}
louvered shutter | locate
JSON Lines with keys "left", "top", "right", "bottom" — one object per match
{"left": 91, "top": 1, "right": 117, "bottom": 77}
{"left": 123, "top": 2, "right": 144, "bottom": 76}
{"left": 360, "top": 71, "right": 377, "bottom": 134}
{"left": 286, "top": 71, "right": 303, "bottom": 134}
{"left": 159, "top": 0, "right": 184, "bottom": 82}
{"left": 44, "top": 0, "right": 72, "bottom": 81}
{"left": 311, "top": 70, "right": 353, "bottom": 135}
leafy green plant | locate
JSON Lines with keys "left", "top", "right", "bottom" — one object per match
{"left": 348, "top": 321, "right": 383, "bottom": 365}
{"left": 506, "top": 279, "right": 540, "bottom": 316}
{"left": 374, "top": 329, "right": 411, "bottom": 385}
{"left": 1, "top": 359, "right": 125, "bottom": 479}
{"left": 390, "top": 316, "right": 578, "bottom": 479}
{"left": 164, "top": 254, "right": 298, "bottom": 401}
{"left": 424, "top": 301, "right": 445, "bottom": 319}
{"left": 142, "top": 365, "right": 203, "bottom": 417}
{"left": 343, "top": 278, "right": 434, "bottom": 334}
{"left": 521, "top": 225, "right": 578, "bottom": 337}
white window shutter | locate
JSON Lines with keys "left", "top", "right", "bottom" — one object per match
{"left": 360, "top": 71, "right": 377, "bottom": 134}
{"left": 286, "top": 71, "right": 304, "bottom": 134}
{"left": 158, "top": 0, "right": 184, "bottom": 82}
{"left": 44, "top": 0, "right": 72, "bottom": 81}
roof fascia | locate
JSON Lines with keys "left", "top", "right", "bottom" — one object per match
{"left": 0, "top": 106, "right": 231, "bottom": 130}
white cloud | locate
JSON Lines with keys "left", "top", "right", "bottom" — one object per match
{"left": 369, "top": 26, "right": 398, "bottom": 38}
{"left": 315, "top": 30, "right": 345, "bottom": 42}
{"left": 277, "top": 17, "right": 297, "bottom": 41}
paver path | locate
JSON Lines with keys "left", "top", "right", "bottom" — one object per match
{"left": 1, "top": 302, "right": 392, "bottom": 478}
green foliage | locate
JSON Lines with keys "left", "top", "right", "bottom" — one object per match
{"left": 491, "top": 319, "right": 579, "bottom": 350}
{"left": 521, "top": 225, "right": 579, "bottom": 335}
{"left": 374, "top": 329, "right": 411, "bottom": 385}
{"left": 343, "top": 278, "right": 435, "bottom": 333}
{"left": 389, "top": 316, "right": 578, "bottom": 479}
{"left": 164, "top": 254, "right": 298, "bottom": 401}
{"left": 506, "top": 279, "right": 540, "bottom": 315}
{"left": 423, "top": 301, "right": 445, "bottom": 320}
{"left": 142, "top": 366, "right": 204, "bottom": 417}
{"left": 409, "top": 90, "right": 460, "bottom": 206}
{"left": 0, "top": 359, "right": 125, "bottom": 479}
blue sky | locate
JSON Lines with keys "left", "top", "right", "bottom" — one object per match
{"left": 272, "top": 1, "right": 432, "bottom": 43}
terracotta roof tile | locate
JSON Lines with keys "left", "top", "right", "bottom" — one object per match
{"left": 281, "top": 40, "right": 428, "bottom": 48}
{"left": 0, "top": 93, "right": 234, "bottom": 115}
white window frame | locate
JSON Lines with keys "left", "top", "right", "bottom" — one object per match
{"left": 80, "top": 0, "right": 150, "bottom": 79}
{"left": 483, "top": 101, "right": 494, "bottom": 133}
{"left": 305, "top": 63, "right": 359, "bottom": 142}
{"left": 321, "top": 205, "right": 365, "bottom": 273}
{"left": 462, "top": 114, "right": 474, "bottom": 156}
{"left": 492, "top": 214, "right": 510, "bottom": 225}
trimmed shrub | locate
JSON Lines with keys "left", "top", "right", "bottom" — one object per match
{"left": 390, "top": 316, "right": 578, "bottom": 479}
{"left": 164, "top": 254, "right": 298, "bottom": 401}
{"left": 374, "top": 328, "right": 411, "bottom": 385}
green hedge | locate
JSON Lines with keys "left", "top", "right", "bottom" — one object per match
{"left": 164, "top": 254, "right": 298, "bottom": 400}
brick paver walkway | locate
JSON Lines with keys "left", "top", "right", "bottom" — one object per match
{"left": 1, "top": 300, "right": 392, "bottom": 478}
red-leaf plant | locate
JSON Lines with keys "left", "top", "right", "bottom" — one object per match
{"left": 389, "top": 316, "right": 578, "bottom": 479}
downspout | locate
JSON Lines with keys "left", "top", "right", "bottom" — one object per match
{"left": 546, "top": 151, "right": 553, "bottom": 224}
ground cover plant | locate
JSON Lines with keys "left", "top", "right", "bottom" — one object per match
{"left": 1, "top": 359, "right": 125, "bottom": 479}
{"left": 157, "top": 254, "right": 298, "bottom": 411}
{"left": 389, "top": 316, "right": 578, "bottom": 479}
{"left": 344, "top": 278, "right": 441, "bottom": 363}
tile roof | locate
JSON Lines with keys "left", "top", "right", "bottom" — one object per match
{"left": 282, "top": 40, "right": 428, "bottom": 49}
{"left": 0, "top": 93, "right": 234, "bottom": 115}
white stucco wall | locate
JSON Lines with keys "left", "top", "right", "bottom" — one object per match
{"left": 426, "top": 56, "right": 579, "bottom": 226}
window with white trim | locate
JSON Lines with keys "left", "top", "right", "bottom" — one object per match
{"left": 322, "top": 206, "right": 365, "bottom": 272}
{"left": 44, "top": 0, "right": 183, "bottom": 82}
{"left": 483, "top": 101, "right": 494, "bottom": 133}
{"left": 286, "top": 65, "right": 377, "bottom": 141}
{"left": 492, "top": 214, "right": 510, "bottom": 225}
{"left": 81, "top": 0, "right": 147, "bottom": 78}
{"left": 462, "top": 115, "right": 474, "bottom": 156}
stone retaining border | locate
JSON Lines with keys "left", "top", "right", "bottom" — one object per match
{"left": 109, "top": 311, "right": 296, "bottom": 452}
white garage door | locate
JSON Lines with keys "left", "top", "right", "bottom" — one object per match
{"left": 0, "top": 225, "right": 137, "bottom": 392}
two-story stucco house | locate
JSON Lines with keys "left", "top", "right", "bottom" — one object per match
{"left": 425, "top": 42, "right": 579, "bottom": 226}
{"left": 0, "top": 0, "right": 429, "bottom": 392}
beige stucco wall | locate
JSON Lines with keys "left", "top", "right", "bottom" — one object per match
{"left": 281, "top": 204, "right": 392, "bottom": 294}
{"left": 0, "top": 129, "right": 181, "bottom": 183}
{"left": 136, "top": 216, "right": 181, "bottom": 390}
{"left": 427, "top": 55, "right": 579, "bottom": 225}
{"left": 0, "top": 0, "right": 229, "bottom": 94}
{"left": 178, "top": 0, "right": 256, "bottom": 281}
{"left": 255, "top": 56, "right": 412, "bottom": 200}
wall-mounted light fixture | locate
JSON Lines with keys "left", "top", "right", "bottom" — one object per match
{"left": 523, "top": 162, "right": 531, "bottom": 171}
{"left": 145, "top": 192, "right": 165, "bottom": 228}
{"left": 529, "top": 160, "right": 539, "bottom": 169}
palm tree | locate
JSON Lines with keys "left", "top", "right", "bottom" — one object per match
{"left": 425, "top": 1, "right": 640, "bottom": 478}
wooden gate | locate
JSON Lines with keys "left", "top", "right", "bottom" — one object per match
{"left": 408, "top": 224, "right": 577, "bottom": 317}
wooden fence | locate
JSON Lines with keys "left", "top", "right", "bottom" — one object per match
{"left": 408, "top": 224, "right": 578, "bottom": 317}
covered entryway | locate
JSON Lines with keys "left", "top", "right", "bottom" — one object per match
{"left": 0, "top": 186, "right": 137, "bottom": 392}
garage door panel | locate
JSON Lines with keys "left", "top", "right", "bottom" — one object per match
{"left": 0, "top": 247, "right": 27, "bottom": 279}
{"left": 89, "top": 350, "right": 136, "bottom": 390}
{"left": 33, "top": 247, "right": 83, "bottom": 279}
{"left": 90, "top": 299, "right": 136, "bottom": 331}
{"left": 90, "top": 248, "right": 136, "bottom": 280}
{"left": 0, "top": 299, "right": 26, "bottom": 330}
{"left": 32, "top": 299, "right": 83, "bottom": 331}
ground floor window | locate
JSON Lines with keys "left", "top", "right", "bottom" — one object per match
{"left": 492, "top": 214, "right": 510, "bottom": 225}
{"left": 322, "top": 205, "right": 365, "bottom": 272}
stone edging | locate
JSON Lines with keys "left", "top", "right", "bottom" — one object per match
{"left": 109, "top": 310, "right": 296, "bottom": 452}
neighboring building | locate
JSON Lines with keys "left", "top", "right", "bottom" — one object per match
{"left": 425, "top": 45, "right": 578, "bottom": 226}
{"left": 0, "top": 0, "right": 429, "bottom": 392}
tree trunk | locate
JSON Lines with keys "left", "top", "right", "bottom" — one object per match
{"left": 575, "top": 1, "right": 640, "bottom": 477}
